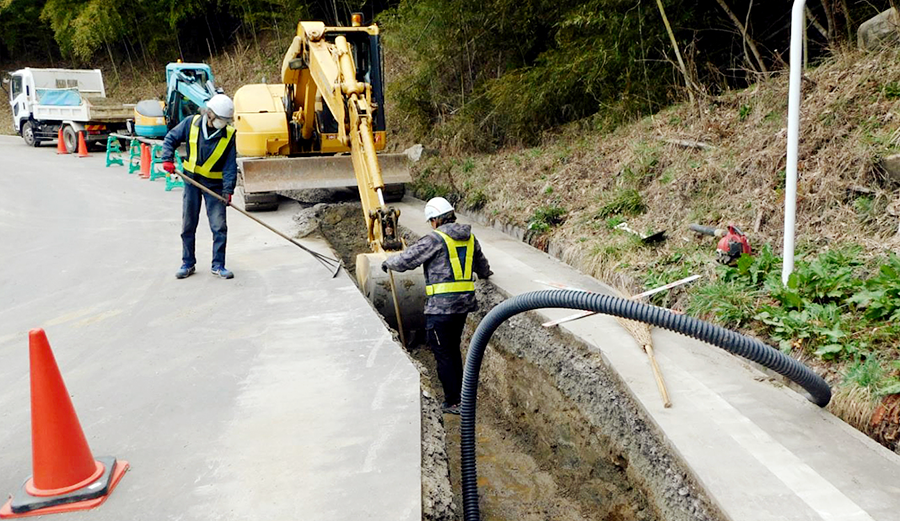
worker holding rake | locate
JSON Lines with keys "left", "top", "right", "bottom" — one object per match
{"left": 161, "top": 94, "right": 238, "bottom": 280}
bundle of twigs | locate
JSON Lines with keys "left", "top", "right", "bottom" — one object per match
{"left": 613, "top": 289, "right": 672, "bottom": 408}
{"left": 539, "top": 276, "right": 698, "bottom": 408}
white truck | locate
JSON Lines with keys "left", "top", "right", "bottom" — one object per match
{"left": 4, "top": 68, "right": 134, "bottom": 152}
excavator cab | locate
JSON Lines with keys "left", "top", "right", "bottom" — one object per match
{"left": 164, "top": 63, "right": 218, "bottom": 130}
{"left": 301, "top": 29, "right": 386, "bottom": 152}
{"left": 233, "top": 22, "right": 409, "bottom": 198}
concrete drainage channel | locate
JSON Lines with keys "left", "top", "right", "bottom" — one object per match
{"left": 291, "top": 198, "right": 726, "bottom": 521}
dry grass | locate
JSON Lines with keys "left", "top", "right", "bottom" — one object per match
{"left": 828, "top": 384, "right": 879, "bottom": 435}
{"left": 415, "top": 47, "right": 900, "bottom": 295}
{"left": 409, "top": 48, "right": 900, "bottom": 447}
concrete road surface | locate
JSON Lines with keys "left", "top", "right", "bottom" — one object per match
{"left": 0, "top": 136, "right": 422, "bottom": 520}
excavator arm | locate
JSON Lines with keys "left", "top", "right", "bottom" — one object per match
{"left": 283, "top": 22, "right": 402, "bottom": 252}
{"left": 233, "top": 19, "right": 425, "bottom": 334}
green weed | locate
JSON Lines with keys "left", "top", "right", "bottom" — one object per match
{"left": 848, "top": 254, "right": 900, "bottom": 321}
{"left": 845, "top": 358, "right": 885, "bottom": 390}
{"left": 465, "top": 189, "right": 489, "bottom": 210}
{"left": 595, "top": 189, "right": 645, "bottom": 219}
{"left": 884, "top": 81, "right": 900, "bottom": 99}
{"left": 739, "top": 104, "right": 751, "bottom": 121}
{"left": 854, "top": 196, "right": 873, "bottom": 217}
{"left": 462, "top": 158, "right": 475, "bottom": 173}
{"left": 605, "top": 215, "right": 626, "bottom": 229}
{"left": 527, "top": 204, "right": 566, "bottom": 233}
{"left": 686, "top": 280, "right": 761, "bottom": 328}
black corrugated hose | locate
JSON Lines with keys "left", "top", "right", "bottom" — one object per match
{"left": 460, "top": 289, "right": 831, "bottom": 521}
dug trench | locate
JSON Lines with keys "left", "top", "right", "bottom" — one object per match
{"left": 292, "top": 199, "right": 726, "bottom": 521}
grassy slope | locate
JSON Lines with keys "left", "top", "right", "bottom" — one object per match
{"left": 408, "top": 48, "right": 900, "bottom": 451}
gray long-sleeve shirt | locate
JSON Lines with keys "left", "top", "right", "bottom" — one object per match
{"left": 384, "top": 223, "right": 492, "bottom": 315}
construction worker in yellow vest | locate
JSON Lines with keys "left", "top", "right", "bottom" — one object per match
{"left": 381, "top": 197, "right": 492, "bottom": 415}
{"left": 161, "top": 94, "right": 237, "bottom": 280}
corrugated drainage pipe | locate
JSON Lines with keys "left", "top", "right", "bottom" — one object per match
{"left": 460, "top": 289, "right": 831, "bottom": 521}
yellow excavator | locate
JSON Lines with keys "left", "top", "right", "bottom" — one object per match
{"left": 233, "top": 15, "right": 424, "bottom": 331}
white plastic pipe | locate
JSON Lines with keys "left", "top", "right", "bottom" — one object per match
{"left": 782, "top": 0, "right": 806, "bottom": 285}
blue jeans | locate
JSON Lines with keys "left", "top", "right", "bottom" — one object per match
{"left": 181, "top": 173, "right": 227, "bottom": 268}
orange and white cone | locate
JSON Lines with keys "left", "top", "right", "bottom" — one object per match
{"left": 0, "top": 329, "right": 128, "bottom": 518}
{"left": 55, "top": 128, "right": 67, "bottom": 155}
{"left": 139, "top": 144, "right": 151, "bottom": 178}
{"left": 76, "top": 131, "right": 90, "bottom": 158}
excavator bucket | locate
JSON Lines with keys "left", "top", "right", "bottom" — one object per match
{"left": 356, "top": 252, "right": 427, "bottom": 336}
{"left": 239, "top": 153, "right": 411, "bottom": 194}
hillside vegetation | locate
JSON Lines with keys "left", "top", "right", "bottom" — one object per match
{"left": 405, "top": 47, "right": 900, "bottom": 451}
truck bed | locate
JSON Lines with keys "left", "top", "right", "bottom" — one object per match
{"left": 33, "top": 95, "right": 133, "bottom": 123}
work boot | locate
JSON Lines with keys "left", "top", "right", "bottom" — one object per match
{"left": 211, "top": 266, "right": 234, "bottom": 279}
{"left": 175, "top": 265, "right": 195, "bottom": 279}
{"left": 441, "top": 402, "right": 461, "bottom": 415}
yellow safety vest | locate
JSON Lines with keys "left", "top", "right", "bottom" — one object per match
{"left": 425, "top": 230, "right": 476, "bottom": 296}
{"left": 181, "top": 115, "right": 235, "bottom": 179}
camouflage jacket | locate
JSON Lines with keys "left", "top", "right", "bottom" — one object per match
{"left": 384, "top": 223, "right": 492, "bottom": 315}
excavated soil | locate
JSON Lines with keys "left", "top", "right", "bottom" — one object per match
{"left": 297, "top": 202, "right": 724, "bottom": 521}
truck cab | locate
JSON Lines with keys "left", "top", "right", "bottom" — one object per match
{"left": 7, "top": 71, "right": 33, "bottom": 137}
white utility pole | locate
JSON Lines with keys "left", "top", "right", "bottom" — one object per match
{"left": 783, "top": 0, "right": 806, "bottom": 285}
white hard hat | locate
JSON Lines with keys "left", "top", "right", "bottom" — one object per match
{"left": 424, "top": 197, "right": 454, "bottom": 221}
{"left": 206, "top": 94, "right": 234, "bottom": 120}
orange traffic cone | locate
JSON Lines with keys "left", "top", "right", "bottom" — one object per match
{"left": 55, "top": 128, "right": 67, "bottom": 155}
{"left": 76, "top": 131, "right": 90, "bottom": 158}
{"left": 139, "top": 143, "right": 151, "bottom": 178}
{"left": 0, "top": 329, "right": 128, "bottom": 519}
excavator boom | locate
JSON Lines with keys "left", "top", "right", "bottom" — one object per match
{"left": 233, "top": 18, "right": 424, "bottom": 333}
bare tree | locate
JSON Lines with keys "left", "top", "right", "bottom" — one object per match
{"left": 655, "top": 0, "right": 695, "bottom": 104}
{"left": 806, "top": 6, "right": 829, "bottom": 40}
{"left": 715, "top": 0, "right": 769, "bottom": 77}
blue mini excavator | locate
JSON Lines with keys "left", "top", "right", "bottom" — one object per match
{"left": 134, "top": 62, "right": 221, "bottom": 138}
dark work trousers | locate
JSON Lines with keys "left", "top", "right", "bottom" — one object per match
{"left": 181, "top": 172, "right": 227, "bottom": 269}
{"left": 426, "top": 313, "right": 468, "bottom": 406}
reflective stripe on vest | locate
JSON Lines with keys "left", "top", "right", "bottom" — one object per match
{"left": 182, "top": 115, "right": 235, "bottom": 179}
{"left": 425, "top": 230, "right": 475, "bottom": 296}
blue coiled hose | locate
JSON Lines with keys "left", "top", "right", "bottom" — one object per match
{"left": 460, "top": 289, "right": 830, "bottom": 521}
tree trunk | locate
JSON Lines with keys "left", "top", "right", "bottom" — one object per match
{"left": 821, "top": 0, "right": 836, "bottom": 44}
{"left": 655, "top": 0, "right": 695, "bottom": 104}
{"left": 839, "top": 0, "right": 853, "bottom": 41}
{"left": 204, "top": 13, "right": 218, "bottom": 56}
{"left": 715, "top": 0, "right": 769, "bottom": 76}
{"left": 106, "top": 41, "right": 119, "bottom": 84}
{"left": 806, "top": 7, "right": 829, "bottom": 41}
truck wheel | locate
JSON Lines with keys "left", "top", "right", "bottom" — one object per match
{"left": 22, "top": 121, "right": 41, "bottom": 147}
{"left": 244, "top": 192, "right": 280, "bottom": 212}
{"left": 62, "top": 125, "right": 79, "bottom": 154}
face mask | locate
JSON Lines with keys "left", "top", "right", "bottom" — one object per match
{"left": 212, "top": 118, "right": 227, "bottom": 129}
